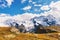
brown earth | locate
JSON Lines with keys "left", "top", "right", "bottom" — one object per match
{"left": 0, "top": 26, "right": 59, "bottom": 40}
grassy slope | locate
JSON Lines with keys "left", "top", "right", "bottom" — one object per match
{"left": 0, "top": 26, "right": 59, "bottom": 40}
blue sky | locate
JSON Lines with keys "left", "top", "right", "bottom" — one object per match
{"left": 0, "top": 0, "right": 60, "bottom": 15}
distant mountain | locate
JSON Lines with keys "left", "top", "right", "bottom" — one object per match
{"left": 0, "top": 12, "right": 60, "bottom": 32}
{"left": 3, "top": 13, "right": 60, "bottom": 29}
{"left": 31, "top": 14, "right": 56, "bottom": 26}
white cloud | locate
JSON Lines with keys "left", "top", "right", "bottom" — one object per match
{"left": 21, "top": 0, "right": 26, "bottom": 3}
{"left": 41, "top": 5, "right": 50, "bottom": 10}
{"left": 0, "top": 4, "right": 7, "bottom": 8}
{"left": 0, "top": 14, "right": 11, "bottom": 23}
{"left": 49, "top": 1, "right": 60, "bottom": 10}
{"left": 32, "top": 2, "right": 36, "bottom": 4}
{"left": 23, "top": 6, "right": 31, "bottom": 10}
{"left": 42, "top": 1, "right": 60, "bottom": 18}
{"left": 6, "top": 0, "right": 14, "bottom": 7}
{"left": 0, "top": 14, "right": 12, "bottom": 27}
{"left": 0, "top": 0, "right": 14, "bottom": 8}
{"left": 31, "top": 1, "right": 41, "bottom": 6}
{"left": 40, "top": 1, "right": 60, "bottom": 11}
{"left": 34, "top": 4, "right": 41, "bottom": 6}
{"left": 29, "top": 0, "right": 32, "bottom": 2}
{"left": 41, "top": 1, "right": 60, "bottom": 25}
